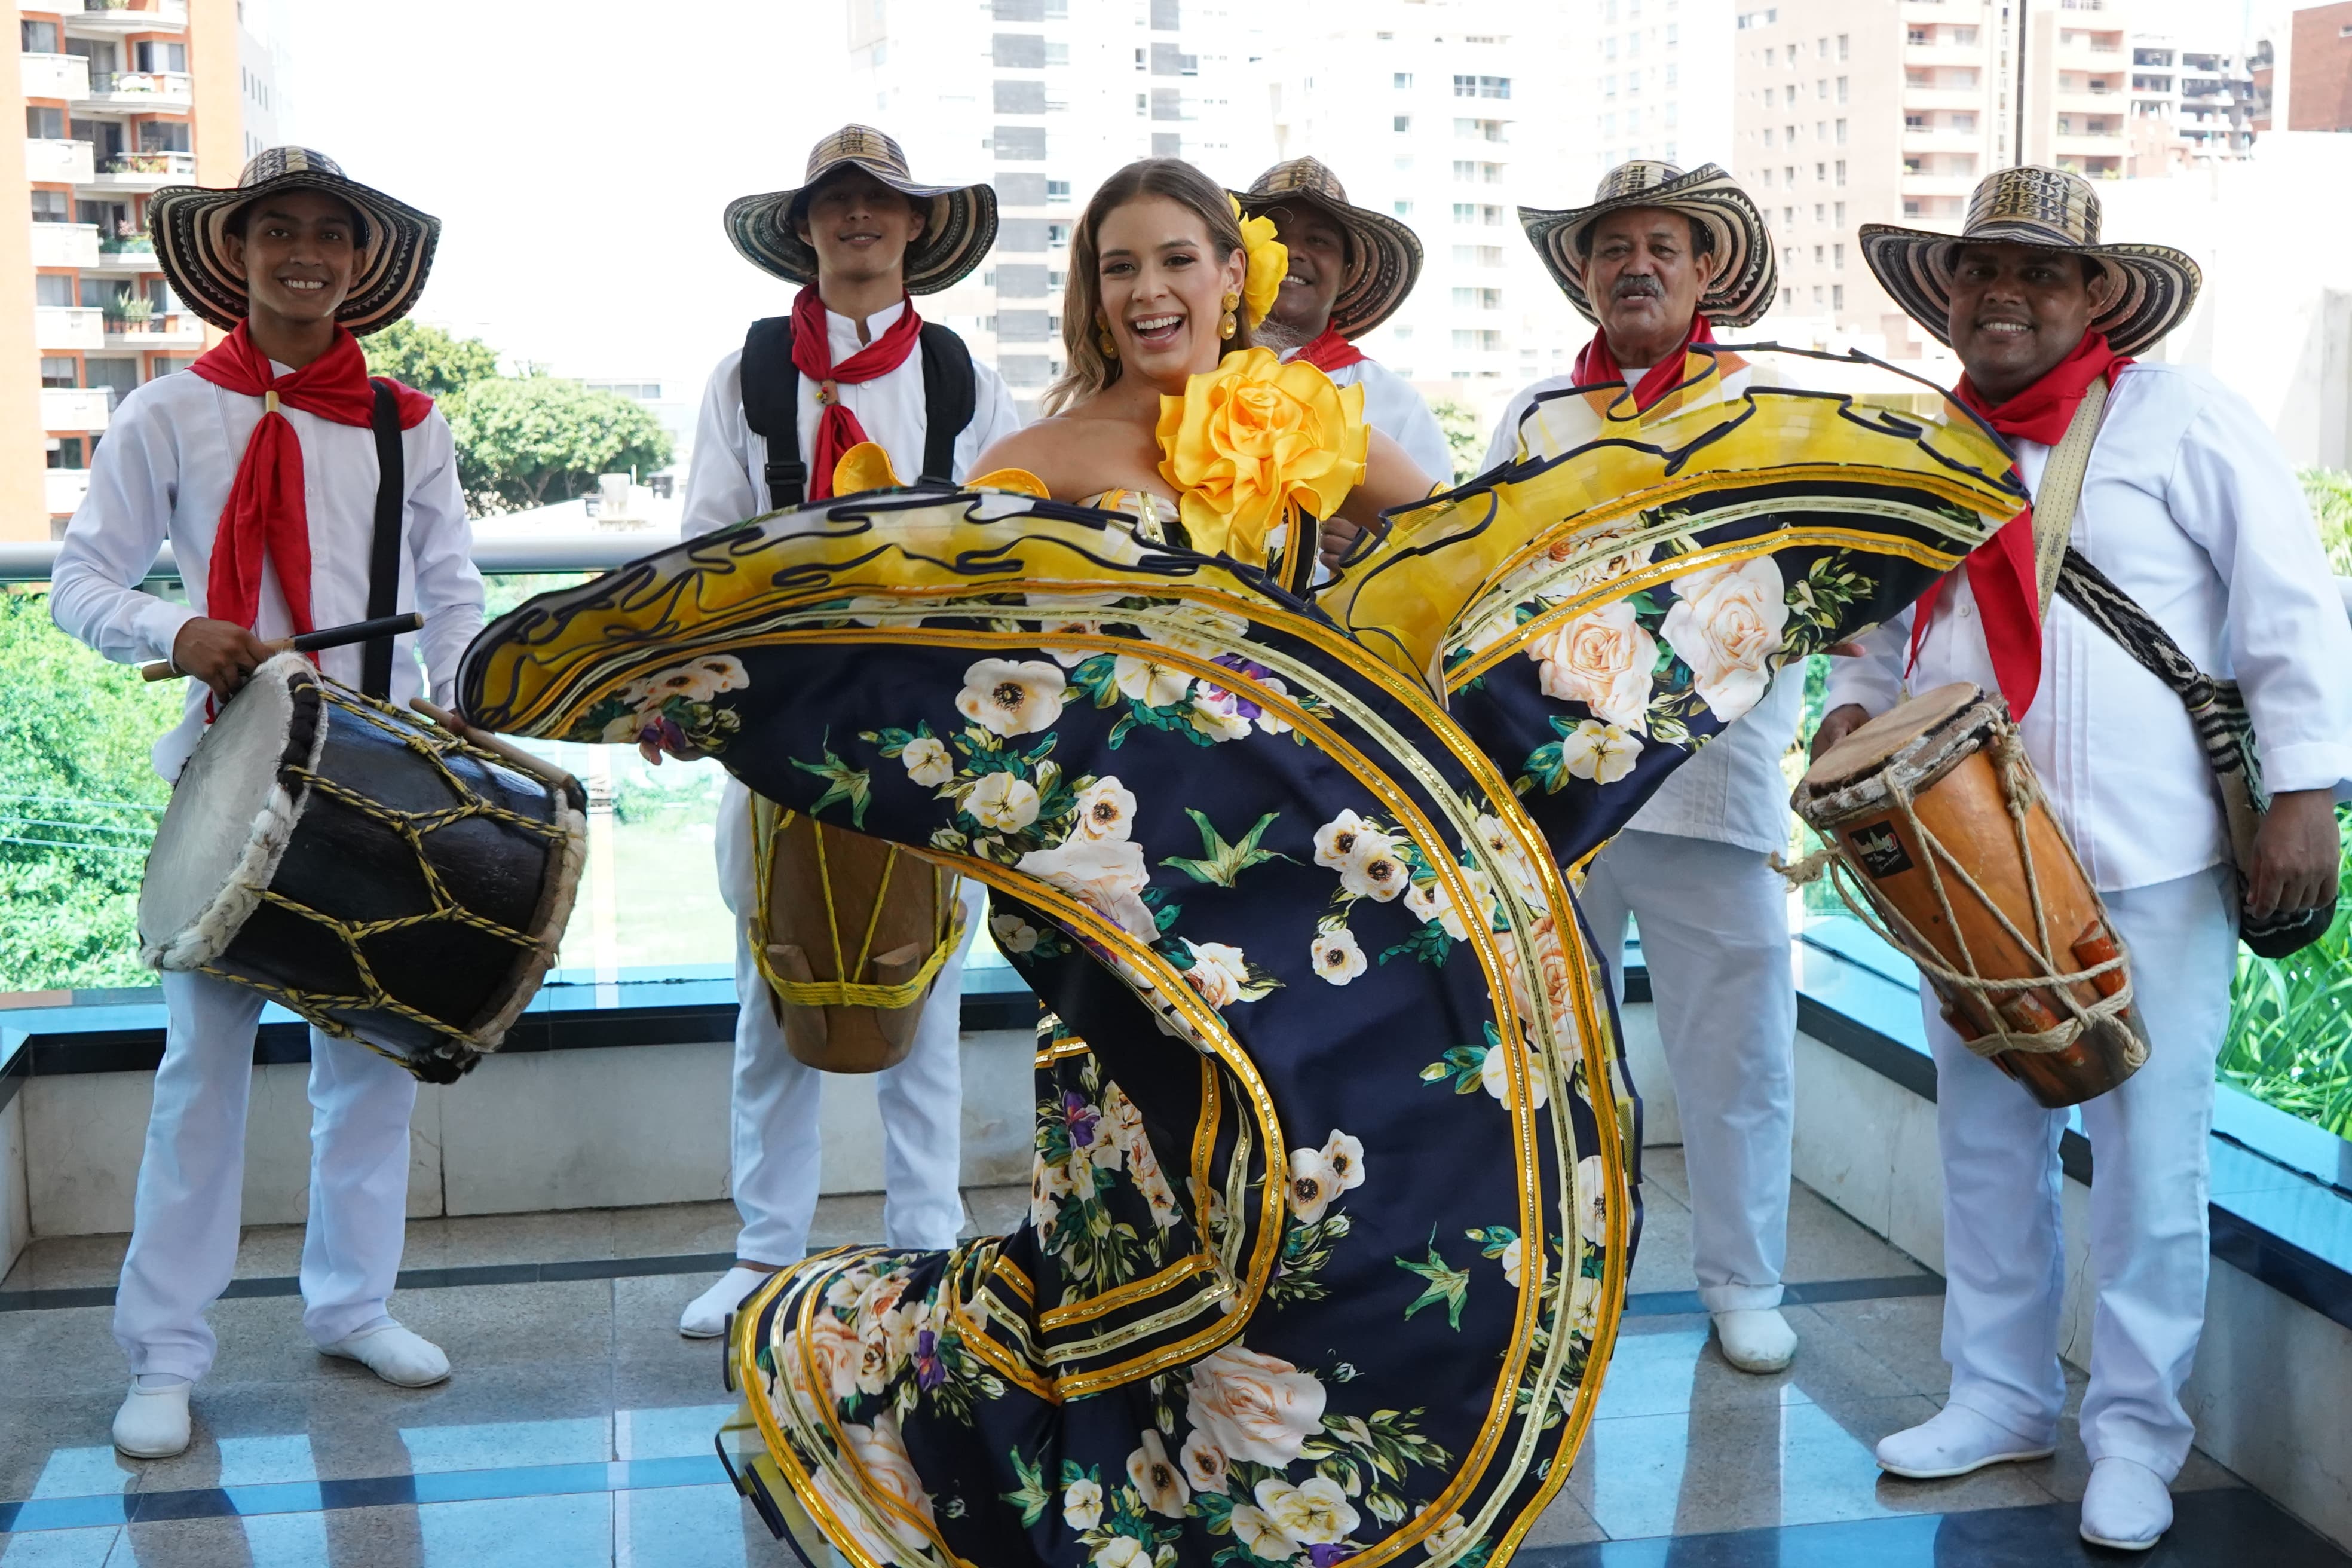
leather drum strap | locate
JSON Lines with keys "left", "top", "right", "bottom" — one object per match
{"left": 2028, "top": 376, "right": 2107, "bottom": 618}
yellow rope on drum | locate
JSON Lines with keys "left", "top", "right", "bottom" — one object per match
{"left": 746, "top": 795, "right": 964, "bottom": 1012}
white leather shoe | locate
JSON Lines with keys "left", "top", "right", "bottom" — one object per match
{"left": 322, "top": 1322, "right": 450, "bottom": 1388}
{"left": 2079, "top": 1457, "right": 2173, "bottom": 1551}
{"left": 680, "top": 1265, "right": 774, "bottom": 1339}
{"left": 1875, "top": 1403, "right": 2054, "bottom": 1479}
{"left": 1711, "top": 1307, "right": 1797, "bottom": 1373}
{"left": 112, "top": 1380, "right": 192, "bottom": 1459}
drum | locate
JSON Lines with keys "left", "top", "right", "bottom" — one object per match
{"left": 747, "top": 795, "right": 965, "bottom": 1073}
{"left": 1794, "top": 682, "right": 2146, "bottom": 1108}
{"left": 137, "top": 654, "right": 586, "bottom": 1083}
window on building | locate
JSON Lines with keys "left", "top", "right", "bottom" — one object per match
{"left": 1779, "top": 287, "right": 1793, "bottom": 309}
{"left": 1395, "top": 115, "right": 1412, "bottom": 131}
{"left": 36, "top": 274, "right": 74, "bottom": 307}
{"left": 1817, "top": 36, "right": 1829, "bottom": 57}
{"left": 1395, "top": 72, "right": 1413, "bottom": 88}
{"left": 22, "top": 19, "right": 60, "bottom": 52}
{"left": 1046, "top": 222, "right": 1071, "bottom": 246}
{"left": 134, "top": 40, "right": 186, "bottom": 73}
{"left": 1906, "top": 113, "right": 1928, "bottom": 130}
{"left": 1453, "top": 74, "right": 1511, "bottom": 97}
{"left": 1136, "top": 93, "right": 1148, "bottom": 114}
{"left": 1812, "top": 284, "right": 1824, "bottom": 305}
{"left": 1666, "top": 64, "right": 1677, "bottom": 87}
{"left": 1760, "top": 167, "right": 1773, "bottom": 187}
{"left": 1815, "top": 161, "right": 1826, "bottom": 182}
{"left": 1394, "top": 199, "right": 1413, "bottom": 216}
{"left": 996, "top": 125, "right": 1047, "bottom": 159}
{"left": 1833, "top": 242, "right": 1845, "bottom": 269}
{"left": 30, "top": 191, "right": 69, "bottom": 223}
{"left": 1836, "top": 118, "right": 1847, "bottom": 143}
{"left": 1833, "top": 283, "right": 1844, "bottom": 309}
{"left": 1453, "top": 160, "right": 1477, "bottom": 179}
{"left": 1763, "top": 127, "right": 1774, "bottom": 147}
{"left": 1451, "top": 287, "right": 1475, "bottom": 307}
{"left": 1783, "top": 207, "right": 1795, "bottom": 228}
{"left": 1909, "top": 26, "right": 1931, "bottom": 44}
{"left": 1046, "top": 180, "right": 1070, "bottom": 201}
{"left": 1667, "top": 23, "right": 1678, "bottom": 44}
{"left": 47, "top": 436, "right": 84, "bottom": 470}
{"left": 1453, "top": 203, "right": 1477, "bottom": 223}
{"left": 1834, "top": 201, "right": 1845, "bottom": 223}
{"left": 1813, "top": 244, "right": 1824, "bottom": 264}
{"left": 25, "top": 106, "right": 65, "bottom": 139}
{"left": 41, "top": 356, "right": 79, "bottom": 388}
{"left": 1835, "top": 159, "right": 1846, "bottom": 185}
{"left": 1815, "top": 203, "right": 1826, "bottom": 221}
{"left": 1838, "top": 33, "right": 1849, "bottom": 60}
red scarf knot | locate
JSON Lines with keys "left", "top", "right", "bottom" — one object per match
{"left": 188, "top": 322, "right": 432, "bottom": 644}
{"left": 789, "top": 285, "right": 926, "bottom": 501}
{"left": 1573, "top": 313, "right": 1717, "bottom": 412}
{"left": 1291, "top": 326, "right": 1367, "bottom": 373}
{"left": 1910, "top": 332, "right": 2132, "bottom": 719}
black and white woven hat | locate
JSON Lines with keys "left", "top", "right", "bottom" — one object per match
{"left": 1233, "top": 157, "right": 1423, "bottom": 339}
{"left": 724, "top": 125, "right": 997, "bottom": 295}
{"left": 1860, "top": 166, "right": 2200, "bottom": 356}
{"left": 148, "top": 147, "right": 440, "bottom": 336}
{"left": 1518, "top": 160, "right": 1775, "bottom": 329}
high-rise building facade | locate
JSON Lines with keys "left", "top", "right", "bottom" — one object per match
{"left": 5, "top": 0, "right": 256, "bottom": 540}
{"left": 848, "top": 0, "right": 1274, "bottom": 418}
{"left": 1571, "top": 0, "right": 1740, "bottom": 186}
{"left": 2127, "top": 37, "right": 2261, "bottom": 172}
{"left": 2283, "top": 1, "right": 2352, "bottom": 131}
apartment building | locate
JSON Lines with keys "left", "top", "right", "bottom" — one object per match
{"left": 1571, "top": 0, "right": 1740, "bottom": 186}
{"left": 846, "top": 0, "right": 1273, "bottom": 417}
{"left": 5, "top": 0, "right": 252, "bottom": 540}
{"left": 1732, "top": 0, "right": 2143, "bottom": 351}
{"left": 1258, "top": 1, "right": 1591, "bottom": 413}
{"left": 2284, "top": 1, "right": 2352, "bottom": 131}
{"left": 2127, "top": 37, "right": 2261, "bottom": 172}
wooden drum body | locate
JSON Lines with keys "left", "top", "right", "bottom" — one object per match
{"left": 748, "top": 796, "right": 964, "bottom": 1073}
{"left": 137, "top": 655, "right": 586, "bottom": 1083}
{"left": 1796, "top": 683, "right": 2145, "bottom": 1108}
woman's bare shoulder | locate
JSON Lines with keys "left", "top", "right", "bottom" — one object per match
{"left": 973, "top": 403, "right": 1159, "bottom": 499}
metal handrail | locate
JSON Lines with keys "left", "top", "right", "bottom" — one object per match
{"left": 0, "top": 534, "right": 684, "bottom": 586}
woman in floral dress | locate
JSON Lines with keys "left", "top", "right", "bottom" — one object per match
{"left": 455, "top": 161, "right": 2031, "bottom": 1568}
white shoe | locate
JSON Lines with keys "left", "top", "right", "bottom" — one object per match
{"left": 2080, "top": 1457, "right": 2173, "bottom": 1551}
{"left": 681, "top": 1265, "right": 775, "bottom": 1339}
{"left": 112, "top": 1379, "right": 192, "bottom": 1459}
{"left": 322, "top": 1322, "right": 451, "bottom": 1388}
{"left": 1875, "top": 1403, "right": 2055, "bottom": 1479}
{"left": 1711, "top": 1307, "right": 1797, "bottom": 1373}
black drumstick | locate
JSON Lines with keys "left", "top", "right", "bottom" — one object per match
{"left": 140, "top": 611, "right": 425, "bottom": 682}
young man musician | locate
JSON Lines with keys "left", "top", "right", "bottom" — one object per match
{"left": 49, "top": 148, "right": 479, "bottom": 1458}
{"left": 1236, "top": 157, "right": 1452, "bottom": 483}
{"left": 1822, "top": 167, "right": 2352, "bottom": 1551}
{"left": 672, "top": 125, "right": 1022, "bottom": 1339}
{"left": 1487, "top": 163, "right": 1809, "bottom": 1379}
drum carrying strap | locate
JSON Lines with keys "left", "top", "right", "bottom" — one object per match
{"left": 359, "top": 379, "right": 405, "bottom": 700}
{"left": 2027, "top": 376, "right": 2106, "bottom": 618}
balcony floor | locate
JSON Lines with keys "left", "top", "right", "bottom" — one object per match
{"left": 0, "top": 1151, "right": 2342, "bottom": 1566}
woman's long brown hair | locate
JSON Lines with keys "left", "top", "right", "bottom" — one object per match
{"left": 1042, "top": 158, "right": 1253, "bottom": 416}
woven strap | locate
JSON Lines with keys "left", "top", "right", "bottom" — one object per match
{"left": 2029, "top": 376, "right": 2107, "bottom": 617}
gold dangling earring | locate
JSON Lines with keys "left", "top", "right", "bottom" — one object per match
{"left": 1096, "top": 315, "right": 1119, "bottom": 360}
{"left": 1218, "top": 289, "right": 1240, "bottom": 341}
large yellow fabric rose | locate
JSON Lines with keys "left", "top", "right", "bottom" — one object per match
{"left": 1230, "top": 195, "right": 1287, "bottom": 329}
{"left": 1154, "top": 346, "right": 1368, "bottom": 568}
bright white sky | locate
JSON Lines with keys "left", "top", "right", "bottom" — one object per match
{"left": 280, "top": 2, "right": 877, "bottom": 397}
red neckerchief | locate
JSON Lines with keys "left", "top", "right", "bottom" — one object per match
{"left": 1910, "top": 331, "right": 2132, "bottom": 717}
{"left": 1572, "top": 313, "right": 1717, "bottom": 412}
{"left": 790, "top": 284, "right": 925, "bottom": 501}
{"left": 189, "top": 323, "right": 433, "bottom": 642}
{"left": 1291, "top": 326, "right": 1366, "bottom": 373}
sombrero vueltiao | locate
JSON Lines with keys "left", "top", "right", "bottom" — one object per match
{"left": 1518, "top": 160, "right": 1776, "bottom": 329}
{"left": 149, "top": 146, "right": 440, "bottom": 336}
{"left": 724, "top": 125, "right": 997, "bottom": 296}
{"left": 1859, "top": 165, "right": 2201, "bottom": 357}
{"left": 1233, "top": 157, "right": 1423, "bottom": 339}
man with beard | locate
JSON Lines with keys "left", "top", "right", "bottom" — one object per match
{"left": 1487, "top": 162, "right": 1807, "bottom": 1378}
{"left": 669, "top": 125, "right": 1021, "bottom": 1340}
{"left": 1818, "top": 166, "right": 2351, "bottom": 1551}
{"left": 1236, "top": 158, "right": 1453, "bottom": 483}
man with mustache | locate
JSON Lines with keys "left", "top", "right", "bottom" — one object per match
{"left": 1817, "top": 167, "right": 2352, "bottom": 1551}
{"left": 1236, "top": 158, "right": 1453, "bottom": 483}
{"left": 1488, "top": 163, "right": 1808, "bottom": 1379}
{"left": 670, "top": 125, "right": 1021, "bottom": 1340}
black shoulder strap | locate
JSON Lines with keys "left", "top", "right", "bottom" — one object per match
{"left": 361, "top": 379, "right": 403, "bottom": 700}
{"left": 740, "top": 315, "right": 806, "bottom": 510}
{"left": 917, "top": 324, "right": 976, "bottom": 485}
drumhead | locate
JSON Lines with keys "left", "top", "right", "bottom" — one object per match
{"left": 1802, "top": 682, "right": 1983, "bottom": 791}
{"left": 137, "top": 654, "right": 323, "bottom": 970}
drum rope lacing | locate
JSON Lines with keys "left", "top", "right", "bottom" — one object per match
{"left": 747, "top": 795, "right": 965, "bottom": 1011}
{"left": 1789, "top": 719, "right": 2145, "bottom": 1065}
{"left": 203, "top": 688, "right": 578, "bottom": 1076}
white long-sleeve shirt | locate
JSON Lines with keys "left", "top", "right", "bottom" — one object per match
{"left": 1827, "top": 360, "right": 2352, "bottom": 893}
{"left": 1281, "top": 350, "right": 1454, "bottom": 488}
{"left": 1485, "top": 360, "right": 1806, "bottom": 855}
{"left": 680, "top": 299, "right": 1022, "bottom": 540}
{"left": 50, "top": 365, "right": 483, "bottom": 782}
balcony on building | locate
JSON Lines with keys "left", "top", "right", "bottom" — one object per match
{"left": 39, "top": 387, "right": 114, "bottom": 434}
{"left": 21, "top": 51, "right": 93, "bottom": 100}
{"left": 33, "top": 307, "right": 106, "bottom": 354}
{"left": 44, "top": 468, "right": 92, "bottom": 517}
{"left": 24, "top": 137, "right": 98, "bottom": 185}
{"left": 102, "top": 310, "right": 201, "bottom": 350}
{"left": 29, "top": 222, "right": 102, "bottom": 270}
{"left": 74, "top": 69, "right": 192, "bottom": 113}
{"left": 88, "top": 231, "right": 162, "bottom": 273}
{"left": 61, "top": 0, "right": 188, "bottom": 33}
{"left": 79, "top": 148, "right": 194, "bottom": 193}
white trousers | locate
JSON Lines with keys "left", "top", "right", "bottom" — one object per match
{"left": 1581, "top": 828, "right": 1797, "bottom": 1313}
{"left": 716, "top": 777, "right": 976, "bottom": 1266}
{"left": 1927, "top": 865, "right": 2237, "bottom": 1480}
{"left": 115, "top": 969, "right": 419, "bottom": 1380}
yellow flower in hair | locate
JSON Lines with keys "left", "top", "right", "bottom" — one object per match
{"left": 1155, "top": 346, "right": 1368, "bottom": 568}
{"left": 1229, "top": 195, "right": 1287, "bottom": 330}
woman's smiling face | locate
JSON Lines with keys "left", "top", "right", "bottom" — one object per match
{"left": 1093, "top": 194, "right": 1245, "bottom": 389}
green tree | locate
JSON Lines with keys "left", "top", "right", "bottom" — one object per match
{"left": 446, "top": 377, "right": 676, "bottom": 514}
{"left": 0, "top": 587, "right": 182, "bottom": 990}
{"left": 2299, "top": 467, "right": 2352, "bottom": 575}
{"left": 1425, "top": 393, "right": 1489, "bottom": 486}
{"left": 362, "top": 318, "right": 501, "bottom": 400}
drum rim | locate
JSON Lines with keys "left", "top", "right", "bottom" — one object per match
{"left": 461, "top": 773, "right": 587, "bottom": 1048}
{"left": 138, "top": 654, "right": 326, "bottom": 972}
{"left": 1796, "top": 690, "right": 2007, "bottom": 830}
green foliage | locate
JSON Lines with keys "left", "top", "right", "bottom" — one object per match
{"left": 2299, "top": 467, "right": 2352, "bottom": 575}
{"left": 0, "top": 589, "right": 180, "bottom": 990}
{"left": 361, "top": 319, "right": 502, "bottom": 400}
{"left": 445, "top": 376, "right": 675, "bottom": 514}
{"left": 1424, "top": 393, "right": 1488, "bottom": 486}
{"left": 2218, "top": 806, "right": 2352, "bottom": 1135}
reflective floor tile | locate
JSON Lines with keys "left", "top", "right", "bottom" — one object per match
{"left": 383, "top": 1281, "right": 614, "bottom": 1373}
{"left": 1781, "top": 1182, "right": 1932, "bottom": 1286}
{"left": 1640, "top": 1147, "right": 1692, "bottom": 1209}
{"left": 1520, "top": 1488, "right": 1607, "bottom": 1549}
{"left": 0, "top": 1527, "right": 119, "bottom": 1567}
{"left": 615, "top": 1483, "right": 771, "bottom": 1568}
{"left": 1627, "top": 1205, "right": 1699, "bottom": 1297}
{"left": 607, "top": 1202, "right": 740, "bottom": 1261}
{"left": 0, "top": 1236, "right": 130, "bottom": 1296}
{"left": 615, "top": 1406, "right": 738, "bottom": 1464}
{"left": 1598, "top": 1309, "right": 1915, "bottom": 1422}
{"left": 401, "top": 1209, "right": 618, "bottom": 1273}
{"left": 961, "top": 1184, "right": 1027, "bottom": 1238}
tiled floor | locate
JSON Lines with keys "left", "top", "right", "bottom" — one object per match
{"left": 0, "top": 1154, "right": 2338, "bottom": 1566}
